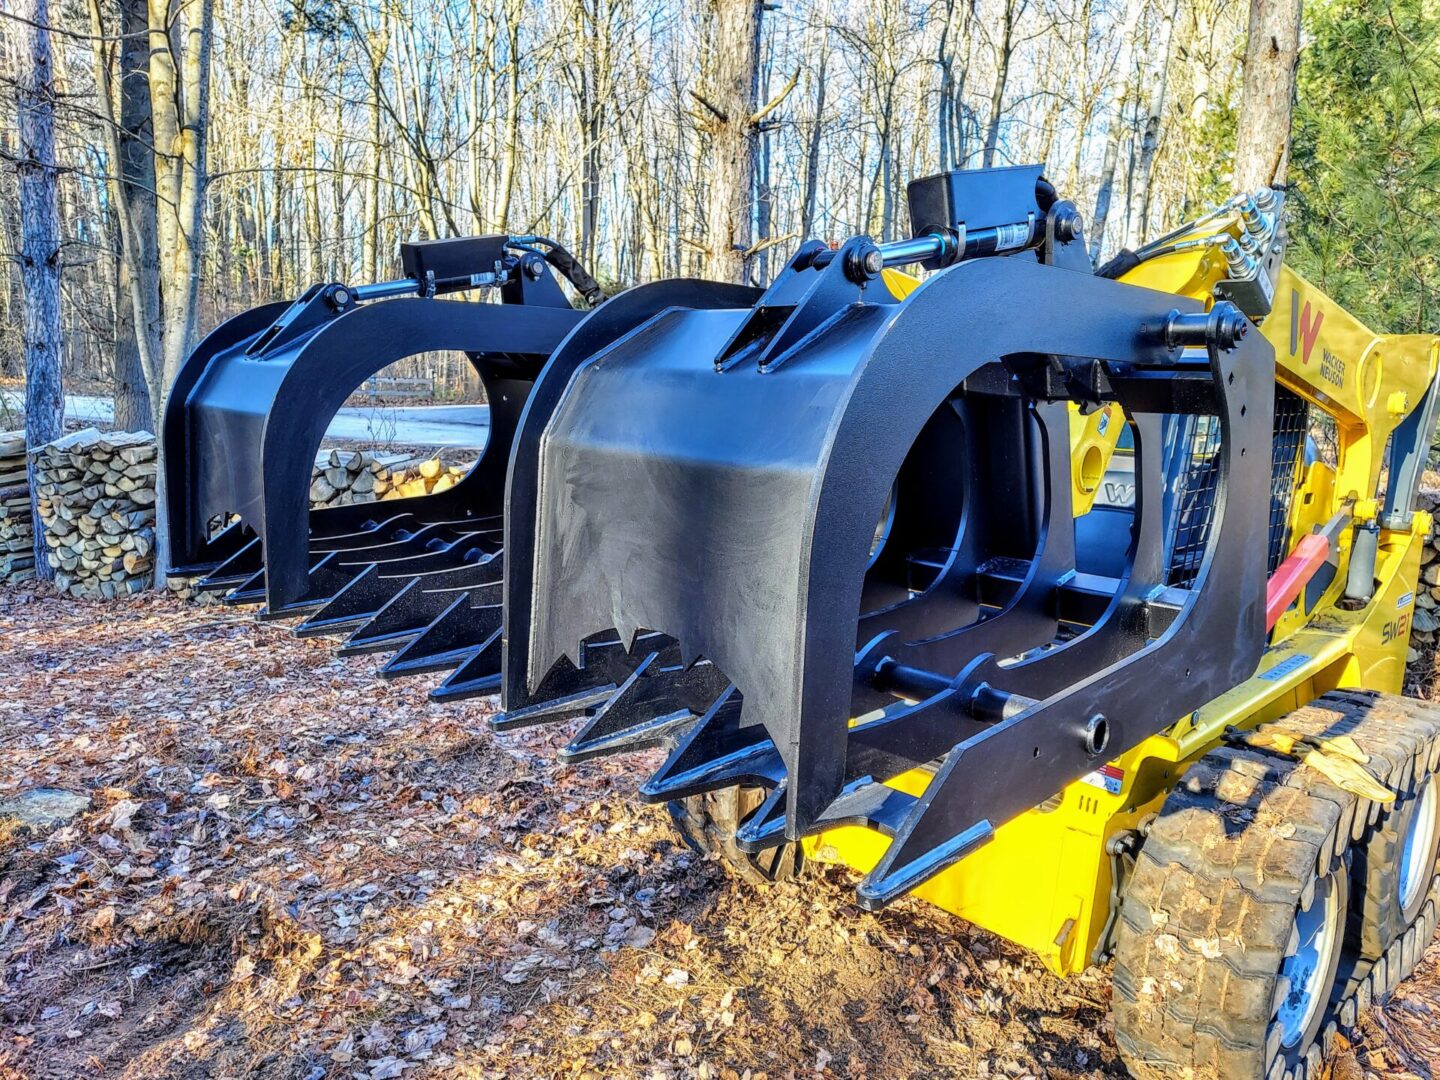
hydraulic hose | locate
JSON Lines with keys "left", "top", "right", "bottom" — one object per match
{"left": 510, "top": 236, "right": 606, "bottom": 307}
{"left": 541, "top": 244, "right": 606, "bottom": 307}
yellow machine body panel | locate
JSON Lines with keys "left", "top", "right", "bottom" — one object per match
{"left": 1068, "top": 404, "right": 1124, "bottom": 516}
{"left": 807, "top": 224, "right": 1440, "bottom": 977}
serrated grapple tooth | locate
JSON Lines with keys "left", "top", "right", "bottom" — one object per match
{"left": 638, "top": 686, "right": 786, "bottom": 802}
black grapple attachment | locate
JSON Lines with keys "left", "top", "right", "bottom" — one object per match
{"left": 499, "top": 164, "right": 1276, "bottom": 906}
{"left": 164, "top": 232, "right": 758, "bottom": 700}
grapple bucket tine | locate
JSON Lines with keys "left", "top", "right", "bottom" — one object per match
{"left": 308, "top": 513, "right": 421, "bottom": 552}
{"left": 490, "top": 683, "right": 618, "bottom": 731}
{"left": 558, "top": 656, "right": 728, "bottom": 763}
{"left": 170, "top": 518, "right": 253, "bottom": 578}
{"left": 379, "top": 597, "right": 502, "bottom": 679}
{"left": 293, "top": 564, "right": 396, "bottom": 637}
{"left": 294, "top": 542, "right": 493, "bottom": 637}
{"left": 731, "top": 784, "right": 789, "bottom": 849}
{"left": 257, "top": 554, "right": 358, "bottom": 619}
{"left": 338, "top": 562, "right": 500, "bottom": 654}
{"left": 428, "top": 628, "right": 504, "bottom": 701}
{"left": 735, "top": 777, "right": 916, "bottom": 853}
{"left": 637, "top": 686, "right": 786, "bottom": 803}
{"left": 360, "top": 540, "right": 496, "bottom": 579}
{"left": 222, "top": 569, "right": 266, "bottom": 604}
{"left": 194, "top": 536, "right": 264, "bottom": 591}
{"left": 324, "top": 521, "right": 475, "bottom": 564}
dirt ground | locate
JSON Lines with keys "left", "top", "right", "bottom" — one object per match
{"left": 3, "top": 584, "right": 1440, "bottom": 1080}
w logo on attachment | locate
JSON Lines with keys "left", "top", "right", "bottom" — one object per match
{"left": 1291, "top": 290, "right": 1324, "bottom": 365}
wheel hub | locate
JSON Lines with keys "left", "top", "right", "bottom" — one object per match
{"left": 1273, "top": 872, "right": 1341, "bottom": 1050}
{"left": 1399, "top": 779, "right": 1439, "bottom": 913}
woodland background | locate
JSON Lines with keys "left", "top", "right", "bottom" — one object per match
{"left": 0, "top": 0, "right": 1437, "bottom": 435}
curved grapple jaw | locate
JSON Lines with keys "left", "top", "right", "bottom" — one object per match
{"left": 502, "top": 175, "right": 1277, "bottom": 907}
{"left": 163, "top": 230, "right": 758, "bottom": 701}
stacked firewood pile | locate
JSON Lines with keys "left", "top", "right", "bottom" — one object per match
{"left": 376, "top": 457, "right": 470, "bottom": 499}
{"left": 1407, "top": 492, "right": 1440, "bottom": 658}
{"left": 0, "top": 430, "right": 35, "bottom": 582}
{"left": 307, "top": 450, "right": 471, "bottom": 508}
{"left": 309, "top": 450, "right": 394, "bottom": 507}
{"left": 32, "top": 428, "right": 157, "bottom": 599}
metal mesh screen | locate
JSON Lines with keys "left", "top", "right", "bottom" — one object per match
{"left": 1165, "top": 417, "right": 1221, "bottom": 587}
{"left": 1164, "top": 388, "right": 1311, "bottom": 588}
{"left": 1267, "top": 388, "right": 1309, "bottom": 572}
{"left": 1308, "top": 405, "right": 1340, "bottom": 468}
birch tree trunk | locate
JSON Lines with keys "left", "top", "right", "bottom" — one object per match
{"left": 699, "top": 0, "right": 763, "bottom": 283}
{"left": 148, "top": 0, "right": 214, "bottom": 579}
{"left": 980, "top": 0, "right": 1022, "bottom": 168}
{"left": 18, "top": 0, "right": 65, "bottom": 580}
{"left": 1088, "top": 0, "right": 1146, "bottom": 259}
{"left": 1125, "top": 0, "right": 1180, "bottom": 247}
{"left": 801, "top": 42, "right": 828, "bottom": 239}
{"left": 1233, "top": 0, "right": 1303, "bottom": 191}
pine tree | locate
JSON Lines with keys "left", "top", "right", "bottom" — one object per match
{"left": 1288, "top": 0, "right": 1440, "bottom": 332}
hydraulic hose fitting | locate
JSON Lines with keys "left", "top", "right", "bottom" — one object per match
{"left": 1239, "top": 195, "right": 1268, "bottom": 238}
{"left": 1217, "top": 236, "right": 1258, "bottom": 280}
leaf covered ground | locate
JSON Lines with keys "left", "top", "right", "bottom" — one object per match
{"left": 2, "top": 583, "right": 1440, "bottom": 1080}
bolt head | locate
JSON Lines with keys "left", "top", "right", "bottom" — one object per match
{"left": 1059, "top": 209, "right": 1084, "bottom": 243}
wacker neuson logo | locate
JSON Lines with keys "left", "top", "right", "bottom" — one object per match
{"left": 1291, "top": 289, "right": 1344, "bottom": 389}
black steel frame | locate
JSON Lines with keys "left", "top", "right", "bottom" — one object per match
{"left": 500, "top": 168, "right": 1276, "bottom": 907}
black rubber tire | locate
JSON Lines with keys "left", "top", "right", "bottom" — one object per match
{"left": 1351, "top": 778, "right": 1440, "bottom": 957}
{"left": 667, "top": 787, "right": 805, "bottom": 886}
{"left": 1113, "top": 740, "right": 1353, "bottom": 1080}
{"left": 1113, "top": 690, "right": 1440, "bottom": 1080}
{"left": 1322, "top": 691, "right": 1440, "bottom": 997}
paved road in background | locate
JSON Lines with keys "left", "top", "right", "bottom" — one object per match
{"left": 0, "top": 392, "right": 491, "bottom": 449}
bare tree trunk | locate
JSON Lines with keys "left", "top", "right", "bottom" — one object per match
{"left": 361, "top": 26, "right": 385, "bottom": 283}
{"left": 495, "top": 0, "right": 524, "bottom": 228}
{"left": 1088, "top": 0, "right": 1146, "bottom": 259}
{"left": 936, "top": 0, "right": 957, "bottom": 170}
{"left": 1233, "top": 0, "right": 1303, "bottom": 191}
{"left": 699, "top": 0, "right": 763, "bottom": 282}
{"left": 301, "top": 36, "right": 323, "bottom": 280}
{"left": 981, "top": 0, "right": 1022, "bottom": 168}
{"left": 801, "top": 42, "right": 828, "bottom": 239}
{"left": 1126, "top": 0, "right": 1181, "bottom": 247}
{"left": 19, "top": 0, "right": 64, "bottom": 579}
{"left": 113, "top": 254, "right": 152, "bottom": 431}
{"left": 148, "top": 0, "right": 214, "bottom": 580}
{"left": 91, "top": 0, "right": 161, "bottom": 432}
